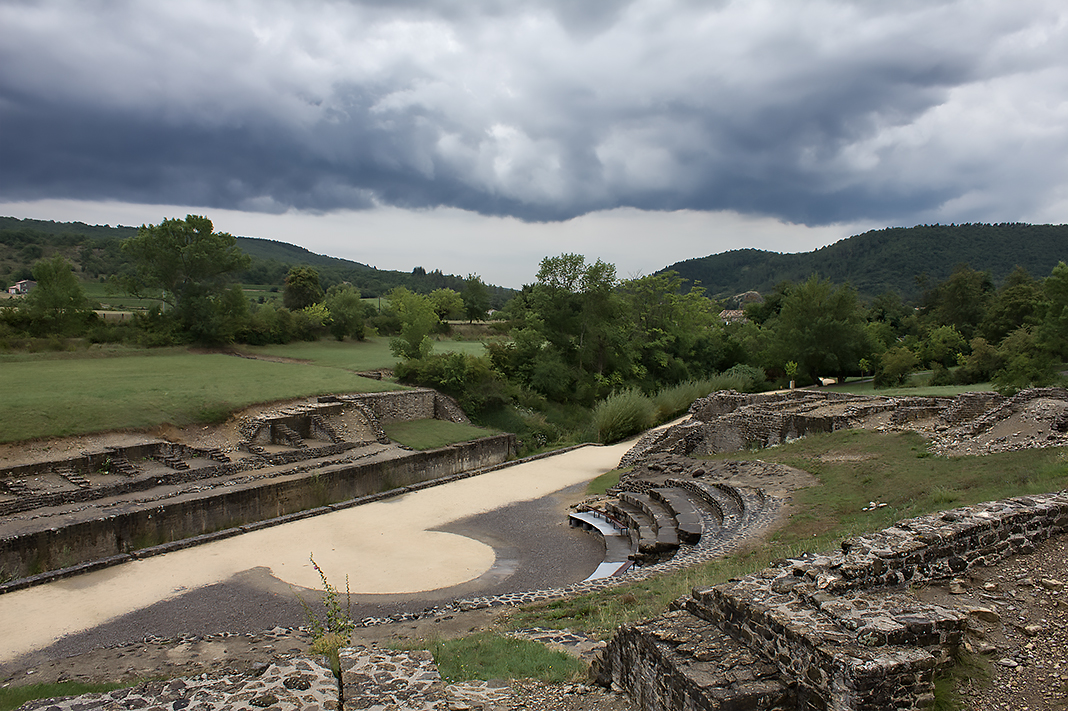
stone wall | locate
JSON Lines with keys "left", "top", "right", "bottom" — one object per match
{"left": 598, "top": 491, "right": 1068, "bottom": 710}
{"left": 0, "top": 434, "right": 514, "bottom": 583}
{"left": 337, "top": 389, "right": 471, "bottom": 424}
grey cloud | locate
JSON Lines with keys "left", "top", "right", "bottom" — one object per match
{"left": 0, "top": 0, "right": 1066, "bottom": 226}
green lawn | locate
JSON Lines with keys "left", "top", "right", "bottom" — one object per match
{"left": 382, "top": 418, "right": 499, "bottom": 450}
{"left": 0, "top": 682, "right": 126, "bottom": 711}
{"left": 81, "top": 281, "right": 162, "bottom": 311}
{"left": 814, "top": 375, "right": 994, "bottom": 398}
{"left": 238, "top": 337, "right": 487, "bottom": 371}
{"left": 0, "top": 348, "right": 400, "bottom": 443}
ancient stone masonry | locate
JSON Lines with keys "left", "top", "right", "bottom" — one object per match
{"left": 625, "top": 387, "right": 1068, "bottom": 465}
{"left": 596, "top": 488, "right": 1068, "bottom": 711}
{"left": 0, "top": 388, "right": 514, "bottom": 587}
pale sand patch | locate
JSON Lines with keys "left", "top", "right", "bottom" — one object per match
{"left": 0, "top": 441, "right": 631, "bottom": 662}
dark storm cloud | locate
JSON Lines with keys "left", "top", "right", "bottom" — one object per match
{"left": 1, "top": 0, "right": 1066, "bottom": 226}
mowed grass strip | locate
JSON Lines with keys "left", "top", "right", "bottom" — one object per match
{"left": 382, "top": 418, "right": 499, "bottom": 450}
{"left": 239, "top": 337, "right": 487, "bottom": 372}
{"left": 0, "top": 682, "right": 126, "bottom": 711}
{"left": 0, "top": 350, "right": 401, "bottom": 443}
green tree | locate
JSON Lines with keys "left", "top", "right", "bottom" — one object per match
{"left": 918, "top": 325, "right": 966, "bottom": 368}
{"left": 21, "top": 254, "right": 95, "bottom": 335}
{"left": 1039, "top": 261, "right": 1068, "bottom": 358}
{"left": 429, "top": 288, "right": 464, "bottom": 323}
{"left": 283, "top": 266, "right": 325, "bottom": 311}
{"left": 621, "top": 271, "right": 720, "bottom": 386}
{"left": 387, "top": 287, "right": 437, "bottom": 360}
{"left": 121, "top": 215, "right": 251, "bottom": 343}
{"left": 920, "top": 264, "right": 993, "bottom": 339}
{"left": 980, "top": 266, "right": 1043, "bottom": 344}
{"left": 874, "top": 346, "right": 919, "bottom": 387}
{"left": 769, "top": 274, "right": 869, "bottom": 384}
{"left": 324, "top": 283, "right": 367, "bottom": 341}
{"left": 993, "top": 326, "right": 1057, "bottom": 394}
{"left": 462, "top": 274, "right": 490, "bottom": 322}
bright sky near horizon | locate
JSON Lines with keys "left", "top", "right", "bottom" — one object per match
{"left": 2, "top": 1, "right": 1066, "bottom": 289}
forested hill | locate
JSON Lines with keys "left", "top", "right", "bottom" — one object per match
{"left": 0, "top": 216, "right": 513, "bottom": 303}
{"left": 663, "top": 223, "right": 1068, "bottom": 301}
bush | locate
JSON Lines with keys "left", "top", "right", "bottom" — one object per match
{"left": 652, "top": 380, "right": 716, "bottom": 422}
{"left": 394, "top": 352, "right": 515, "bottom": 416}
{"left": 593, "top": 388, "right": 656, "bottom": 444}
{"left": 992, "top": 326, "right": 1058, "bottom": 395}
{"left": 874, "top": 346, "right": 918, "bottom": 387}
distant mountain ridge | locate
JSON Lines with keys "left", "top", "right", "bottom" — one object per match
{"left": 233, "top": 236, "right": 373, "bottom": 272}
{"left": 0, "top": 216, "right": 511, "bottom": 303}
{"left": 662, "top": 223, "right": 1068, "bottom": 301}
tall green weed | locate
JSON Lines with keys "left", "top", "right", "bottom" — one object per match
{"left": 592, "top": 388, "right": 656, "bottom": 443}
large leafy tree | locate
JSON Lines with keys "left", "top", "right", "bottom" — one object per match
{"left": 462, "top": 274, "right": 490, "bottom": 322}
{"left": 21, "top": 254, "right": 95, "bottom": 335}
{"left": 621, "top": 271, "right": 721, "bottom": 386}
{"left": 387, "top": 287, "right": 437, "bottom": 360}
{"left": 283, "top": 266, "right": 325, "bottom": 311}
{"left": 324, "top": 283, "right": 368, "bottom": 341}
{"left": 920, "top": 264, "right": 993, "bottom": 339}
{"left": 121, "top": 215, "right": 251, "bottom": 343}
{"left": 769, "top": 274, "right": 869, "bottom": 384}
{"left": 980, "top": 265, "right": 1043, "bottom": 344}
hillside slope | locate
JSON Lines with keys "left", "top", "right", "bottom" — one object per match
{"left": 663, "top": 223, "right": 1068, "bottom": 300}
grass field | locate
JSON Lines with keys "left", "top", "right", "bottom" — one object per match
{"left": 0, "top": 347, "right": 400, "bottom": 443}
{"left": 824, "top": 376, "right": 992, "bottom": 397}
{"left": 238, "top": 337, "right": 486, "bottom": 371}
{"left": 81, "top": 281, "right": 162, "bottom": 311}
{"left": 381, "top": 418, "right": 499, "bottom": 450}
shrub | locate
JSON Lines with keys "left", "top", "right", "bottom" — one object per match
{"left": 593, "top": 388, "right": 656, "bottom": 444}
{"left": 394, "top": 352, "right": 515, "bottom": 415}
{"left": 652, "top": 380, "right": 716, "bottom": 422}
{"left": 874, "top": 346, "right": 918, "bottom": 387}
{"left": 992, "top": 326, "right": 1058, "bottom": 395}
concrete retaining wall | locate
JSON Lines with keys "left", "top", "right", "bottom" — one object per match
{"left": 0, "top": 434, "right": 514, "bottom": 582}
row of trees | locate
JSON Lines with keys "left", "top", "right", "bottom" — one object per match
{"left": 391, "top": 254, "right": 1068, "bottom": 423}
{"left": 5, "top": 216, "right": 1064, "bottom": 411}
{"left": 0, "top": 216, "right": 493, "bottom": 348}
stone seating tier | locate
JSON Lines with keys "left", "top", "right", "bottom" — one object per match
{"left": 597, "top": 491, "right": 1068, "bottom": 711}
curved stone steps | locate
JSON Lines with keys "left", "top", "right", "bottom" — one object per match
{"left": 649, "top": 487, "right": 703, "bottom": 544}
{"left": 605, "top": 499, "right": 659, "bottom": 559}
{"left": 618, "top": 491, "right": 679, "bottom": 550}
{"left": 568, "top": 510, "right": 636, "bottom": 580}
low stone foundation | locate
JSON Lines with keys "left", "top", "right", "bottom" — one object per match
{"left": 596, "top": 490, "right": 1068, "bottom": 710}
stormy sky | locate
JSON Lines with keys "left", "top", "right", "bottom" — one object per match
{"left": 1, "top": 0, "right": 1066, "bottom": 287}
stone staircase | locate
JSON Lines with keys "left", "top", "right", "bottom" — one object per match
{"left": 595, "top": 490, "right": 1068, "bottom": 710}
{"left": 155, "top": 452, "right": 190, "bottom": 470}
{"left": 273, "top": 423, "right": 308, "bottom": 449}
{"left": 107, "top": 455, "right": 140, "bottom": 477}
{"left": 56, "top": 466, "right": 92, "bottom": 489}
{"left": 580, "top": 460, "right": 775, "bottom": 570}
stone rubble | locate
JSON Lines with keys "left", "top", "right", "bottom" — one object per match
{"left": 596, "top": 488, "right": 1068, "bottom": 710}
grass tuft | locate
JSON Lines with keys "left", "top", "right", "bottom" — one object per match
{"left": 0, "top": 682, "right": 126, "bottom": 711}
{"left": 401, "top": 632, "right": 584, "bottom": 683}
{"left": 592, "top": 388, "right": 656, "bottom": 444}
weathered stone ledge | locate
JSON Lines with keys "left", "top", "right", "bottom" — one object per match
{"left": 597, "top": 490, "right": 1068, "bottom": 710}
